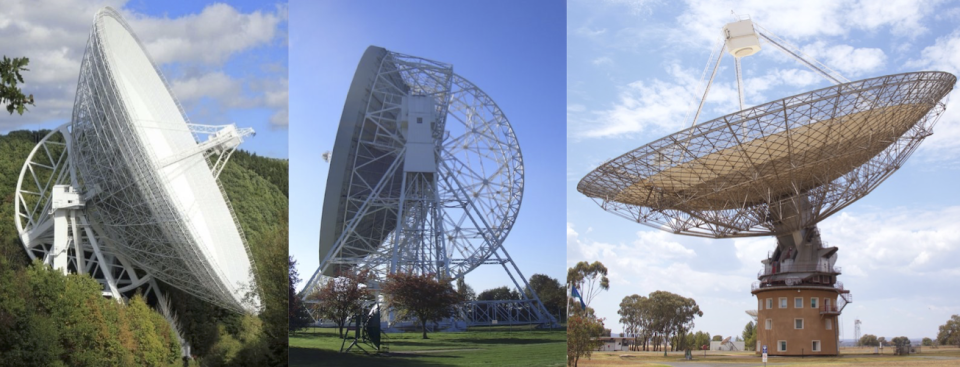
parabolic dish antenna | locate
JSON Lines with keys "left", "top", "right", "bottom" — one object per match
{"left": 306, "top": 46, "right": 555, "bottom": 327}
{"left": 578, "top": 16, "right": 955, "bottom": 356}
{"left": 579, "top": 71, "right": 955, "bottom": 238}
{"left": 14, "top": 7, "right": 260, "bottom": 319}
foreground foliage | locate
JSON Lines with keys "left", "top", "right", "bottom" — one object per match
{"left": 567, "top": 261, "right": 610, "bottom": 367}
{"left": 0, "top": 259, "right": 180, "bottom": 366}
{"left": 567, "top": 312, "right": 605, "bottom": 367}
{"left": 0, "top": 56, "right": 34, "bottom": 115}
{"left": 382, "top": 272, "right": 463, "bottom": 339}
{"left": 306, "top": 268, "right": 372, "bottom": 338}
{"left": 288, "top": 256, "right": 313, "bottom": 333}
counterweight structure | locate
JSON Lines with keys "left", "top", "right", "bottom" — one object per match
{"left": 14, "top": 7, "right": 260, "bottom": 357}
{"left": 304, "top": 46, "right": 556, "bottom": 328}
{"left": 578, "top": 17, "right": 955, "bottom": 356}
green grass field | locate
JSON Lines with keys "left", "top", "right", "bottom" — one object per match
{"left": 289, "top": 326, "right": 566, "bottom": 367}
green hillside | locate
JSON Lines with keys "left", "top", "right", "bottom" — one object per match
{"left": 0, "top": 130, "right": 288, "bottom": 367}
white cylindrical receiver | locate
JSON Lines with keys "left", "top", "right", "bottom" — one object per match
{"left": 723, "top": 19, "right": 761, "bottom": 57}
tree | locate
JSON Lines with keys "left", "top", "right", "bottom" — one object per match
{"left": 879, "top": 336, "right": 887, "bottom": 346}
{"left": 126, "top": 295, "right": 173, "bottom": 366}
{"left": 307, "top": 269, "right": 372, "bottom": 338}
{"left": 742, "top": 321, "right": 757, "bottom": 351}
{"left": 381, "top": 272, "right": 462, "bottom": 339}
{"left": 618, "top": 294, "right": 647, "bottom": 350}
{"left": 891, "top": 336, "right": 911, "bottom": 348}
{"left": 0, "top": 56, "right": 34, "bottom": 115}
{"left": 860, "top": 334, "right": 879, "bottom": 347}
{"left": 567, "top": 262, "right": 609, "bottom": 366}
{"left": 662, "top": 292, "right": 702, "bottom": 353}
{"left": 477, "top": 286, "right": 520, "bottom": 301}
{"left": 567, "top": 312, "right": 605, "bottom": 367}
{"left": 456, "top": 277, "right": 476, "bottom": 302}
{"left": 525, "top": 274, "right": 565, "bottom": 322}
{"left": 567, "top": 261, "right": 609, "bottom": 308}
{"left": 937, "top": 314, "right": 960, "bottom": 347}
{"left": 288, "top": 256, "right": 312, "bottom": 332}
{"left": 694, "top": 331, "right": 711, "bottom": 350}
{"left": 922, "top": 337, "right": 934, "bottom": 346}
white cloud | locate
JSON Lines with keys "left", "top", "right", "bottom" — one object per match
{"left": 592, "top": 56, "right": 614, "bottom": 66}
{"left": 575, "top": 26, "right": 607, "bottom": 37}
{"left": 679, "top": 0, "right": 851, "bottom": 46}
{"left": 125, "top": 3, "right": 284, "bottom": 66}
{"left": 800, "top": 42, "right": 886, "bottom": 76}
{"left": 847, "top": 0, "right": 938, "bottom": 38}
{"left": 170, "top": 71, "right": 242, "bottom": 104}
{"left": 908, "top": 31, "right": 960, "bottom": 164}
{"left": 600, "top": 0, "right": 659, "bottom": 15}
{"left": 908, "top": 30, "right": 960, "bottom": 76}
{"left": 821, "top": 208, "right": 960, "bottom": 277}
{"left": 0, "top": 1, "right": 286, "bottom": 131}
{"left": 572, "top": 64, "right": 697, "bottom": 138}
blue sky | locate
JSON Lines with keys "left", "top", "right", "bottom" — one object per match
{"left": 289, "top": 0, "right": 567, "bottom": 295}
{"left": 0, "top": 0, "right": 288, "bottom": 158}
{"left": 568, "top": 0, "right": 960, "bottom": 339}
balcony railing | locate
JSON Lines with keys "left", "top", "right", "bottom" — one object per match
{"left": 759, "top": 262, "right": 841, "bottom": 278}
{"left": 751, "top": 280, "right": 846, "bottom": 291}
{"left": 820, "top": 304, "right": 840, "bottom": 314}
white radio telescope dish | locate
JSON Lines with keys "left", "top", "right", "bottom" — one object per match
{"left": 14, "top": 7, "right": 260, "bottom": 318}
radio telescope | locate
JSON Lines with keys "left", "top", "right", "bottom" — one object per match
{"left": 14, "top": 8, "right": 259, "bottom": 355}
{"left": 304, "top": 46, "right": 556, "bottom": 327}
{"left": 578, "top": 17, "right": 955, "bottom": 356}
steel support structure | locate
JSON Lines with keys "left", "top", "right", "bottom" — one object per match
{"left": 309, "top": 49, "right": 556, "bottom": 327}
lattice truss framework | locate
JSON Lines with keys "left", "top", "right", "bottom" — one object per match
{"left": 312, "top": 49, "right": 556, "bottom": 326}
{"left": 579, "top": 72, "right": 956, "bottom": 238}
{"left": 323, "top": 51, "right": 524, "bottom": 281}
{"left": 61, "top": 8, "right": 255, "bottom": 312}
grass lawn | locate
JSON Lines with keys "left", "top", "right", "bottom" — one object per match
{"left": 289, "top": 326, "right": 566, "bottom": 367}
{"left": 575, "top": 346, "right": 960, "bottom": 366}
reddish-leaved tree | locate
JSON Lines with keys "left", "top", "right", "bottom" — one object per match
{"left": 381, "top": 272, "right": 463, "bottom": 339}
{"left": 307, "top": 269, "right": 372, "bottom": 338}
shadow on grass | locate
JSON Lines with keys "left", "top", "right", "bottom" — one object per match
{"left": 289, "top": 346, "right": 462, "bottom": 367}
{"left": 386, "top": 340, "right": 461, "bottom": 348}
{"left": 447, "top": 337, "right": 559, "bottom": 345}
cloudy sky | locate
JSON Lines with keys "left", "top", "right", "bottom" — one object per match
{"left": 289, "top": 1, "right": 567, "bottom": 295}
{"left": 0, "top": 0, "right": 288, "bottom": 158}
{"left": 568, "top": 0, "right": 960, "bottom": 340}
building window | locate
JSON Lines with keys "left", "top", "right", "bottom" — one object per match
{"left": 824, "top": 298, "right": 831, "bottom": 311}
{"left": 765, "top": 319, "right": 772, "bottom": 330}
{"left": 767, "top": 298, "right": 772, "bottom": 309}
{"left": 826, "top": 319, "right": 832, "bottom": 330}
{"left": 778, "top": 340, "right": 787, "bottom": 352}
{"left": 795, "top": 297, "right": 803, "bottom": 308}
{"left": 417, "top": 117, "right": 423, "bottom": 124}
{"left": 812, "top": 340, "right": 821, "bottom": 352}
{"left": 779, "top": 297, "right": 787, "bottom": 308}
{"left": 759, "top": 299, "right": 762, "bottom": 310}
{"left": 794, "top": 318, "right": 804, "bottom": 329}
{"left": 811, "top": 297, "right": 818, "bottom": 308}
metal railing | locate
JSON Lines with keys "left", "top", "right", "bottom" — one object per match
{"left": 758, "top": 262, "right": 841, "bottom": 277}
{"left": 751, "top": 280, "right": 846, "bottom": 291}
